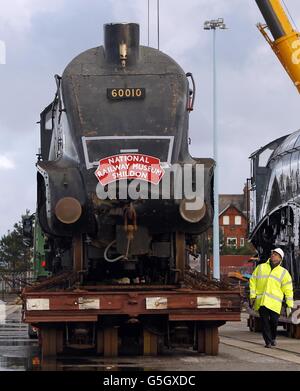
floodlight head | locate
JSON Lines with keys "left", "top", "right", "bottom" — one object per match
{"left": 204, "top": 18, "right": 227, "bottom": 31}
{"left": 204, "top": 21, "right": 211, "bottom": 30}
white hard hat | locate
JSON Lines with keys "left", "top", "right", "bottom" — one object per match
{"left": 272, "top": 248, "right": 284, "bottom": 260}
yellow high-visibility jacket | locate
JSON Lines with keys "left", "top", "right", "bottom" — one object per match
{"left": 249, "top": 259, "right": 293, "bottom": 314}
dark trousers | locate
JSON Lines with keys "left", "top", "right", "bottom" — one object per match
{"left": 258, "top": 306, "right": 280, "bottom": 345}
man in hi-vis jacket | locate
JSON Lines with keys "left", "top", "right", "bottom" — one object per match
{"left": 249, "top": 248, "right": 293, "bottom": 348}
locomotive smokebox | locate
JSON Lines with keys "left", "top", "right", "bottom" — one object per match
{"left": 104, "top": 23, "right": 140, "bottom": 67}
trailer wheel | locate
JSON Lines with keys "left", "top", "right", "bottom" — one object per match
{"left": 287, "top": 324, "right": 300, "bottom": 339}
{"left": 254, "top": 317, "right": 262, "bottom": 332}
{"left": 40, "top": 327, "right": 63, "bottom": 357}
{"left": 294, "top": 325, "right": 300, "bottom": 339}
{"left": 248, "top": 316, "right": 253, "bottom": 332}
{"left": 197, "top": 326, "right": 219, "bottom": 356}
{"left": 143, "top": 329, "right": 158, "bottom": 356}
{"left": 103, "top": 327, "right": 119, "bottom": 357}
{"left": 96, "top": 329, "right": 104, "bottom": 355}
{"left": 287, "top": 324, "right": 293, "bottom": 338}
{"left": 248, "top": 316, "right": 262, "bottom": 332}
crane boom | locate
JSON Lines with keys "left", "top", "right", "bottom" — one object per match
{"left": 256, "top": 0, "right": 300, "bottom": 92}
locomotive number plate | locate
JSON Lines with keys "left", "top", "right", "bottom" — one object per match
{"left": 107, "top": 88, "right": 145, "bottom": 100}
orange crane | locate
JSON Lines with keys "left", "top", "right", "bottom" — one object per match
{"left": 255, "top": 0, "right": 300, "bottom": 92}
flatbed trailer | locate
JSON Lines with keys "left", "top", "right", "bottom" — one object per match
{"left": 22, "top": 282, "right": 241, "bottom": 357}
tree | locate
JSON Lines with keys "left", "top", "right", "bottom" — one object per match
{"left": 0, "top": 219, "right": 32, "bottom": 277}
{"left": 221, "top": 241, "right": 255, "bottom": 256}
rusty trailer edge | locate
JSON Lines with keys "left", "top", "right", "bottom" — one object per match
{"left": 22, "top": 288, "right": 242, "bottom": 323}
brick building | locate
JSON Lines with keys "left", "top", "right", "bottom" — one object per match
{"left": 204, "top": 186, "right": 257, "bottom": 275}
{"left": 206, "top": 186, "right": 256, "bottom": 273}
{"left": 219, "top": 204, "right": 247, "bottom": 249}
{"left": 207, "top": 189, "right": 249, "bottom": 248}
{"left": 218, "top": 186, "right": 249, "bottom": 250}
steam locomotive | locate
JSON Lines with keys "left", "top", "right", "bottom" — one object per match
{"left": 249, "top": 129, "right": 300, "bottom": 292}
{"left": 35, "top": 23, "right": 214, "bottom": 285}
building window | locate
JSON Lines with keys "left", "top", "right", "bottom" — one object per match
{"left": 227, "top": 238, "right": 237, "bottom": 248}
{"left": 235, "top": 216, "right": 242, "bottom": 225}
{"left": 223, "top": 216, "right": 230, "bottom": 225}
{"left": 240, "top": 238, "right": 245, "bottom": 247}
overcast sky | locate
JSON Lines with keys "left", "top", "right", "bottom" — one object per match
{"left": 0, "top": 0, "right": 300, "bottom": 236}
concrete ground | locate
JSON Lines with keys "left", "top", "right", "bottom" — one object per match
{"left": 1, "top": 302, "right": 300, "bottom": 371}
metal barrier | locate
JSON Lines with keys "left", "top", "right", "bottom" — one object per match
{"left": 220, "top": 265, "right": 253, "bottom": 276}
{"left": 0, "top": 272, "right": 34, "bottom": 296}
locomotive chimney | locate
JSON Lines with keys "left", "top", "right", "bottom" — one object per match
{"left": 104, "top": 23, "right": 140, "bottom": 68}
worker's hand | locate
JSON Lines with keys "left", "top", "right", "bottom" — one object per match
{"left": 250, "top": 298, "right": 255, "bottom": 307}
{"left": 286, "top": 307, "right": 292, "bottom": 317}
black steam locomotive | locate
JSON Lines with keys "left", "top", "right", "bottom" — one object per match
{"left": 36, "top": 23, "right": 214, "bottom": 284}
{"left": 249, "top": 129, "right": 300, "bottom": 292}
